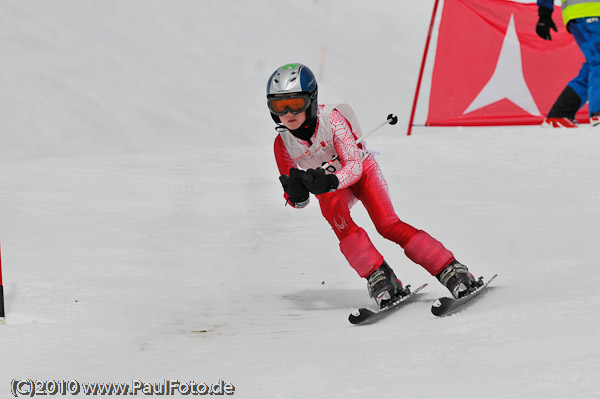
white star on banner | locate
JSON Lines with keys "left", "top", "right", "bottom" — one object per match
{"left": 464, "top": 14, "right": 541, "bottom": 116}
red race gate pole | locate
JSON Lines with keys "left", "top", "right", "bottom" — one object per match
{"left": 407, "top": 0, "right": 441, "bottom": 136}
{"left": 1, "top": 242, "right": 5, "bottom": 323}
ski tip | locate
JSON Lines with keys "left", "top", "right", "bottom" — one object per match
{"left": 431, "top": 274, "right": 497, "bottom": 317}
{"left": 348, "top": 282, "right": 428, "bottom": 325}
{"left": 431, "top": 297, "right": 453, "bottom": 317}
{"left": 348, "top": 307, "right": 374, "bottom": 325}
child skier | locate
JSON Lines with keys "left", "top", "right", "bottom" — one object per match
{"left": 268, "top": 63, "right": 479, "bottom": 308}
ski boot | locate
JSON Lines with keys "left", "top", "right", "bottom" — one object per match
{"left": 436, "top": 259, "right": 481, "bottom": 299}
{"left": 591, "top": 111, "right": 600, "bottom": 126}
{"left": 367, "top": 261, "right": 409, "bottom": 308}
{"left": 541, "top": 117, "right": 578, "bottom": 128}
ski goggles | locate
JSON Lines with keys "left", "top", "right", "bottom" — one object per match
{"left": 267, "top": 94, "right": 311, "bottom": 116}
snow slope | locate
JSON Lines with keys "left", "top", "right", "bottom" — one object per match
{"left": 1, "top": 1, "right": 599, "bottom": 398}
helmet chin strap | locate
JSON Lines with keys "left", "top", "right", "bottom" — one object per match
{"left": 288, "top": 115, "right": 317, "bottom": 146}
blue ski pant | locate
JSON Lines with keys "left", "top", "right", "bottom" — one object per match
{"left": 567, "top": 17, "right": 600, "bottom": 115}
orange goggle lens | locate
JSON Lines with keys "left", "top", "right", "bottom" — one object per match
{"left": 268, "top": 95, "right": 310, "bottom": 116}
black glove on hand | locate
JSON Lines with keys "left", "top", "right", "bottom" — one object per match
{"left": 279, "top": 168, "right": 310, "bottom": 207}
{"left": 536, "top": 6, "right": 557, "bottom": 40}
{"left": 300, "top": 168, "right": 339, "bottom": 195}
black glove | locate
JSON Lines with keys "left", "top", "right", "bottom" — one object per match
{"left": 536, "top": 6, "right": 557, "bottom": 40}
{"left": 300, "top": 168, "right": 339, "bottom": 195}
{"left": 279, "top": 168, "right": 310, "bottom": 207}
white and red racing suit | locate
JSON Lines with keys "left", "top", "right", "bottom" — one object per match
{"left": 274, "top": 104, "right": 455, "bottom": 278}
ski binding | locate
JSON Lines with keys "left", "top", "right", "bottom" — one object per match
{"left": 431, "top": 274, "right": 498, "bottom": 317}
{"left": 349, "top": 283, "right": 428, "bottom": 325}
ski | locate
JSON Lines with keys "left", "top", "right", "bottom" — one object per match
{"left": 431, "top": 274, "right": 498, "bottom": 317}
{"left": 349, "top": 283, "right": 428, "bottom": 325}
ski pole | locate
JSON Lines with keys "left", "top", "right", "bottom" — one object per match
{"left": 320, "top": 113, "right": 398, "bottom": 170}
{"left": 356, "top": 113, "right": 398, "bottom": 144}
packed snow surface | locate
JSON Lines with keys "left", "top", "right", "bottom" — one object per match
{"left": 1, "top": 1, "right": 598, "bottom": 398}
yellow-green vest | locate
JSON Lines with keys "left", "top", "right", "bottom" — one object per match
{"left": 562, "top": 0, "right": 600, "bottom": 25}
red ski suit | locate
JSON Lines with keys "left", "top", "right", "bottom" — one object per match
{"left": 274, "top": 105, "right": 454, "bottom": 278}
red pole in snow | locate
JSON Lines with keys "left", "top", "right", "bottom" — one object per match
{"left": 0, "top": 242, "right": 5, "bottom": 323}
{"left": 407, "top": 0, "right": 441, "bottom": 136}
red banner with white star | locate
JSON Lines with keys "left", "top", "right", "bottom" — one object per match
{"left": 426, "top": 0, "right": 588, "bottom": 126}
